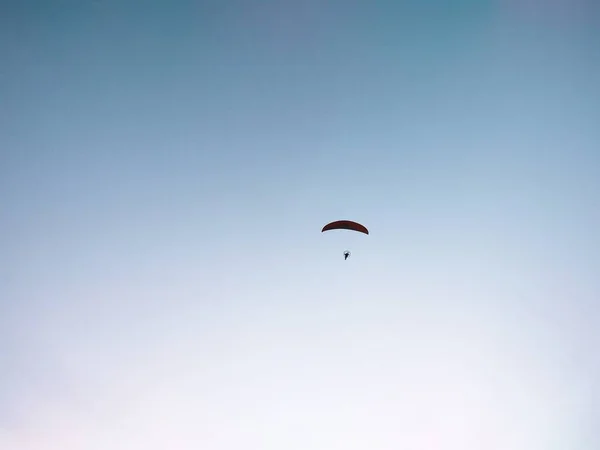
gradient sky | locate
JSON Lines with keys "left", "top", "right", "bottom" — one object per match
{"left": 1, "top": 1, "right": 599, "bottom": 449}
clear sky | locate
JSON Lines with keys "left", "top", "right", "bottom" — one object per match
{"left": 1, "top": 1, "right": 599, "bottom": 449}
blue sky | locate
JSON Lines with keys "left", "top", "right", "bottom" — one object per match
{"left": 1, "top": 1, "right": 599, "bottom": 449}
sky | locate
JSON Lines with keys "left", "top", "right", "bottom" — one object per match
{"left": 1, "top": 1, "right": 599, "bottom": 449}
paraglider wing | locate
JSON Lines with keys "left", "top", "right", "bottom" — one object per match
{"left": 321, "top": 220, "right": 369, "bottom": 235}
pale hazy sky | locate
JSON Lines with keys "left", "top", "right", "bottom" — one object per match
{"left": 1, "top": 1, "right": 599, "bottom": 449}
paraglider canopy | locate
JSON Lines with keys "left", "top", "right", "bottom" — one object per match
{"left": 321, "top": 220, "right": 369, "bottom": 235}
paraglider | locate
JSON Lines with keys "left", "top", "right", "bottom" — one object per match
{"left": 321, "top": 220, "right": 369, "bottom": 235}
{"left": 321, "top": 220, "right": 369, "bottom": 260}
